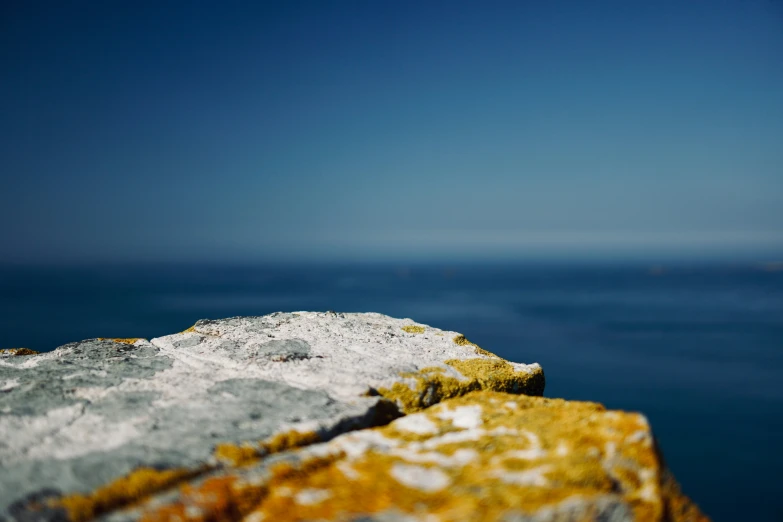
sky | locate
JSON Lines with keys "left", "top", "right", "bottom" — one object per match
{"left": 1, "top": 0, "right": 782, "bottom": 264}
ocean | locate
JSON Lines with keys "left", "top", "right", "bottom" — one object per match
{"left": 1, "top": 262, "right": 781, "bottom": 521}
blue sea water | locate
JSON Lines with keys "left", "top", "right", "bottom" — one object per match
{"left": 1, "top": 262, "right": 781, "bottom": 521}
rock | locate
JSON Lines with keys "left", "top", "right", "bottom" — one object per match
{"left": 0, "top": 312, "right": 706, "bottom": 521}
{"left": 108, "top": 392, "right": 708, "bottom": 522}
{"left": 0, "top": 312, "right": 544, "bottom": 521}
{"left": 0, "top": 348, "right": 38, "bottom": 357}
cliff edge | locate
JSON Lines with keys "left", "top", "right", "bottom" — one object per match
{"left": 0, "top": 312, "right": 705, "bottom": 521}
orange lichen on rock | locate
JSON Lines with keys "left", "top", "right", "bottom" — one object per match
{"left": 97, "top": 338, "right": 142, "bottom": 345}
{"left": 138, "top": 475, "right": 249, "bottom": 522}
{"left": 0, "top": 348, "right": 38, "bottom": 356}
{"left": 245, "top": 391, "right": 701, "bottom": 521}
{"left": 214, "top": 443, "right": 261, "bottom": 467}
{"left": 141, "top": 474, "right": 266, "bottom": 522}
{"left": 129, "top": 391, "right": 708, "bottom": 522}
{"left": 215, "top": 430, "right": 321, "bottom": 466}
{"left": 52, "top": 466, "right": 205, "bottom": 522}
{"left": 264, "top": 430, "right": 321, "bottom": 454}
{"left": 140, "top": 455, "right": 342, "bottom": 522}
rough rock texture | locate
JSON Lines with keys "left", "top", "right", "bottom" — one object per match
{"left": 0, "top": 312, "right": 545, "bottom": 521}
{"left": 108, "top": 392, "right": 708, "bottom": 522}
{"left": 0, "top": 312, "right": 706, "bottom": 521}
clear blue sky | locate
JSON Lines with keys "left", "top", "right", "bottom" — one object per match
{"left": 2, "top": 0, "right": 781, "bottom": 263}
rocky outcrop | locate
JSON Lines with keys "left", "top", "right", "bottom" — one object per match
{"left": 0, "top": 312, "right": 705, "bottom": 521}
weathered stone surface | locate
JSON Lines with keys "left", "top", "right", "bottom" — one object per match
{"left": 0, "top": 312, "right": 544, "bottom": 521}
{"left": 109, "top": 392, "right": 707, "bottom": 522}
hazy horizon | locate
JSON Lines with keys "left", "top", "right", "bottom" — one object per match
{"left": 1, "top": 228, "right": 782, "bottom": 265}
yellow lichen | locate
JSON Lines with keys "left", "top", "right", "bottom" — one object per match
{"left": 138, "top": 475, "right": 247, "bottom": 522}
{"left": 52, "top": 428, "right": 326, "bottom": 520}
{"left": 214, "top": 443, "right": 260, "bottom": 467}
{"left": 97, "top": 338, "right": 141, "bottom": 345}
{"left": 52, "top": 466, "right": 205, "bottom": 522}
{"left": 377, "top": 358, "right": 544, "bottom": 413}
{"left": 452, "top": 334, "right": 499, "bottom": 358}
{"left": 0, "top": 348, "right": 38, "bottom": 356}
{"left": 139, "top": 454, "right": 343, "bottom": 522}
{"left": 215, "top": 430, "right": 321, "bottom": 467}
{"left": 131, "top": 391, "right": 706, "bottom": 522}
{"left": 446, "top": 358, "right": 545, "bottom": 395}
{"left": 452, "top": 334, "right": 471, "bottom": 346}
{"left": 182, "top": 325, "right": 196, "bottom": 333}
{"left": 264, "top": 430, "right": 321, "bottom": 454}
{"left": 401, "top": 325, "right": 425, "bottom": 334}
{"left": 245, "top": 392, "right": 696, "bottom": 521}
{"left": 50, "top": 430, "right": 322, "bottom": 521}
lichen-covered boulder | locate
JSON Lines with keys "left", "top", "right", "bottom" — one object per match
{"left": 112, "top": 391, "right": 707, "bottom": 522}
{"left": 0, "top": 312, "right": 544, "bottom": 521}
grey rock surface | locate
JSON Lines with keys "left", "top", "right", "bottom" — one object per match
{"left": 0, "top": 312, "right": 544, "bottom": 521}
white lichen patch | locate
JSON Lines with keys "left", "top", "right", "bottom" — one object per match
{"left": 391, "top": 448, "right": 478, "bottom": 467}
{"left": 334, "top": 430, "right": 400, "bottom": 459}
{"left": 0, "top": 379, "right": 19, "bottom": 392}
{"left": 243, "top": 511, "right": 266, "bottom": 522}
{"left": 294, "top": 488, "right": 332, "bottom": 505}
{"left": 486, "top": 426, "right": 520, "bottom": 436}
{"left": 420, "top": 429, "right": 484, "bottom": 449}
{"left": 336, "top": 462, "right": 360, "bottom": 480}
{"left": 510, "top": 362, "right": 541, "bottom": 374}
{"left": 636, "top": 468, "right": 660, "bottom": 502}
{"left": 496, "top": 447, "right": 548, "bottom": 462}
{"left": 184, "top": 506, "right": 204, "bottom": 519}
{"left": 492, "top": 464, "right": 553, "bottom": 487}
{"left": 435, "top": 405, "right": 483, "bottom": 430}
{"left": 393, "top": 413, "right": 438, "bottom": 435}
{"left": 26, "top": 414, "right": 147, "bottom": 461}
{"left": 390, "top": 463, "right": 451, "bottom": 492}
{"left": 604, "top": 441, "right": 617, "bottom": 458}
{"left": 555, "top": 442, "right": 569, "bottom": 457}
{"left": 0, "top": 404, "right": 86, "bottom": 465}
{"left": 626, "top": 429, "right": 651, "bottom": 445}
